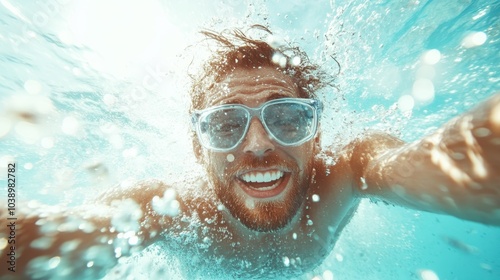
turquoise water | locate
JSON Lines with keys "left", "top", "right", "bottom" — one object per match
{"left": 1, "top": 0, "right": 499, "bottom": 279}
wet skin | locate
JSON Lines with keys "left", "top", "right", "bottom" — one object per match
{"left": 184, "top": 67, "right": 360, "bottom": 274}
{"left": 2, "top": 68, "right": 500, "bottom": 278}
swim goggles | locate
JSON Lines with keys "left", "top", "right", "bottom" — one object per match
{"left": 191, "top": 98, "right": 322, "bottom": 152}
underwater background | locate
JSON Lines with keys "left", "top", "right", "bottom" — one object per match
{"left": 0, "top": 0, "right": 499, "bottom": 279}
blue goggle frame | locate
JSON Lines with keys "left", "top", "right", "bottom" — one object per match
{"left": 191, "top": 98, "right": 322, "bottom": 152}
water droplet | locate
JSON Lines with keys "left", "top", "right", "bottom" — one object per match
{"left": 0, "top": 238, "right": 8, "bottom": 250}
{"left": 282, "top": 256, "right": 290, "bottom": 267}
{"left": 48, "top": 256, "right": 60, "bottom": 269}
{"left": 40, "top": 137, "right": 54, "bottom": 149}
{"left": 461, "top": 32, "right": 487, "bottom": 48}
{"left": 61, "top": 116, "right": 80, "bottom": 135}
{"left": 323, "top": 269, "right": 334, "bottom": 280}
{"left": 421, "top": 49, "right": 441, "bottom": 65}
{"left": 128, "top": 235, "right": 139, "bottom": 245}
{"left": 30, "top": 237, "right": 55, "bottom": 249}
{"left": 60, "top": 239, "right": 82, "bottom": 253}
{"left": 245, "top": 198, "right": 255, "bottom": 209}
{"left": 412, "top": 79, "right": 435, "bottom": 103}
{"left": 152, "top": 189, "right": 180, "bottom": 217}
{"left": 419, "top": 269, "right": 439, "bottom": 280}
{"left": 111, "top": 199, "right": 143, "bottom": 232}
{"left": 312, "top": 194, "right": 320, "bottom": 202}
{"left": 292, "top": 232, "right": 297, "bottom": 240}
{"left": 473, "top": 127, "right": 491, "bottom": 137}
{"left": 24, "top": 79, "right": 42, "bottom": 95}
{"left": 291, "top": 56, "right": 301, "bottom": 66}
{"left": 398, "top": 95, "right": 414, "bottom": 113}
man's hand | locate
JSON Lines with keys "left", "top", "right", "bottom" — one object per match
{"left": 357, "top": 94, "right": 500, "bottom": 225}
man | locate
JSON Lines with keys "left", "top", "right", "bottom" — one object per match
{"left": 2, "top": 28, "right": 499, "bottom": 279}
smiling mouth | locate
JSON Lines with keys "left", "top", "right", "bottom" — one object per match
{"left": 237, "top": 169, "right": 291, "bottom": 198}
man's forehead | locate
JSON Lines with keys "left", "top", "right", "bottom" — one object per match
{"left": 206, "top": 67, "right": 299, "bottom": 107}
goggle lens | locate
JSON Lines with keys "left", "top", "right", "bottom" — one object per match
{"left": 200, "top": 108, "right": 249, "bottom": 150}
{"left": 263, "top": 102, "right": 315, "bottom": 145}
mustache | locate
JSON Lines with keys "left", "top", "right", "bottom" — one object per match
{"left": 225, "top": 152, "right": 298, "bottom": 177}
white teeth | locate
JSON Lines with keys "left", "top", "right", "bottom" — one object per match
{"left": 240, "top": 170, "right": 284, "bottom": 183}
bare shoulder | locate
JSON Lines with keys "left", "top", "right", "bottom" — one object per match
{"left": 330, "top": 131, "right": 405, "bottom": 191}
{"left": 95, "top": 179, "right": 169, "bottom": 205}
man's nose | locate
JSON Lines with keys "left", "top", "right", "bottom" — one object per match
{"left": 242, "top": 118, "right": 275, "bottom": 156}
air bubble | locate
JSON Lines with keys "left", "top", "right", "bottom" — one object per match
{"left": 312, "top": 194, "right": 320, "bottom": 202}
{"left": 226, "top": 154, "right": 235, "bottom": 162}
{"left": 111, "top": 199, "right": 143, "bottom": 232}
{"left": 24, "top": 80, "right": 42, "bottom": 94}
{"left": 245, "top": 198, "right": 255, "bottom": 209}
{"left": 323, "top": 270, "right": 334, "bottom": 280}
{"left": 152, "top": 189, "right": 180, "bottom": 217}
{"left": 398, "top": 95, "right": 414, "bottom": 113}
{"left": 360, "top": 177, "right": 368, "bottom": 190}
{"left": 0, "top": 238, "right": 7, "bottom": 250}
{"left": 461, "top": 32, "right": 487, "bottom": 48}
{"left": 30, "top": 237, "right": 55, "bottom": 249}
{"left": 412, "top": 79, "right": 435, "bottom": 103}
{"left": 128, "top": 235, "right": 139, "bottom": 245}
{"left": 291, "top": 56, "right": 301, "bottom": 66}
{"left": 473, "top": 127, "right": 491, "bottom": 137}
{"left": 48, "top": 256, "right": 61, "bottom": 269}
{"left": 61, "top": 116, "right": 80, "bottom": 135}
{"left": 122, "top": 147, "right": 138, "bottom": 158}
{"left": 282, "top": 256, "right": 290, "bottom": 267}
{"left": 271, "top": 52, "right": 283, "bottom": 65}
{"left": 279, "top": 56, "right": 287, "bottom": 68}
{"left": 41, "top": 137, "right": 54, "bottom": 149}
{"left": 419, "top": 269, "right": 439, "bottom": 280}
{"left": 421, "top": 49, "right": 441, "bottom": 65}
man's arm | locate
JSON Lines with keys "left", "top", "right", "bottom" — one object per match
{"left": 350, "top": 94, "right": 500, "bottom": 225}
{"left": 0, "top": 179, "right": 174, "bottom": 278}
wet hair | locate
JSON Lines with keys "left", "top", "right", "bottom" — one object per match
{"left": 189, "top": 26, "right": 334, "bottom": 112}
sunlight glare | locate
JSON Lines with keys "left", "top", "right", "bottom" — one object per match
{"left": 67, "top": 0, "right": 183, "bottom": 72}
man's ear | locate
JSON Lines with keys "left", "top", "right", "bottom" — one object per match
{"left": 192, "top": 138, "right": 204, "bottom": 164}
{"left": 313, "top": 130, "right": 322, "bottom": 152}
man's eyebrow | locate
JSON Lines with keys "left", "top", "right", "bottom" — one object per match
{"left": 220, "top": 93, "right": 291, "bottom": 105}
{"left": 219, "top": 98, "right": 243, "bottom": 105}
{"left": 266, "top": 92, "right": 294, "bottom": 101}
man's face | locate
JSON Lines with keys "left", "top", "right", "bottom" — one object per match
{"left": 199, "top": 67, "right": 317, "bottom": 232}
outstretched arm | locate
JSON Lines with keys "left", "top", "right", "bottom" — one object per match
{"left": 0, "top": 179, "right": 174, "bottom": 278}
{"left": 351, "top": 94, "right": 500, "bottom": 225}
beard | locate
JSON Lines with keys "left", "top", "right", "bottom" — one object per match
{"left": 206, "top": 151, "right": 313, "bottom": 232}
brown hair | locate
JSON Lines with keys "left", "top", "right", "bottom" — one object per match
{"left": 189, "top": 26, "right": 334, "bottom": 112}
